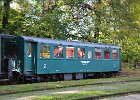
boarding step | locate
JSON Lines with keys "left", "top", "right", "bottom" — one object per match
{"left": 26, "top": 70, "right": 34, "bottom": 72}
{"left": 25, "top": 75, "right": 38, "bottom": 83}
{"left": 0, "top": 79, "right": 10, "bottom": 82}
{"left": 26, "top": 75, "right": 37, "bottom": 80}
{"left": 0, "top": 79, "right": 10, "bottom": 85}
{"left": 0, "top": 73, "right": 8, "bottom": 79}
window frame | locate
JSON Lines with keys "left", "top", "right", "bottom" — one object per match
{"left": 53, "top": 45, "right": 64, "bottom": 59}
{"left": 95, "top": 48, "right": 102, "bottom": 60}
{"left": 112, "top": 49, "right": 119, "bottom": 60}
{"left": 77, "top": 47, "right": 85, "bottom": 59}
{"left": 104, "top": 49, "right": 110, "bottom": 59}
{"left": 39, "top": 43, "right": 50, "bottom": 59}
{"left": 66, "top": 46, "right": 75, "bottom": 59}
{"left": 88, "top": 47, "right": 93, "bottom": 59}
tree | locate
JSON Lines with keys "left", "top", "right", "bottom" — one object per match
{"left": 0, "top": 0, "right": 139, "bottom": 67}
{"left": 2, "top": 0, "right": 12, "bottom": 29}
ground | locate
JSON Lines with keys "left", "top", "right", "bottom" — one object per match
{"left": 1, "top": 81, "right": 140, "bottom": 100}
{"left": 0, "top": 67, "right": 140, "bottom": 100}
{"left": 120, "top": 66, "right": 140, "bottom": 77}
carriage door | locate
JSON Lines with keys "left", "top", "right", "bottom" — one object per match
{"left": 26, "top": 42, "right": 37, "bottom": 75}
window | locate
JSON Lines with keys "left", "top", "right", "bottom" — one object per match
{"left": 95, "top": 48, "right": 102, "bottom": 59}
{"left": 104, "top": 49, "right": 110, "bottom": 59}
{"left": 66, "top": 46, "right": 74, "bottom": 58}
{"left": 54, "top": 46, "right": 63, "bottom": 58}
{"left": 40, "top": 44, "right": 50, "bottom": 58}
{"left": 88, "top": 50, "right": 92, "bottom": 59}
{"left": 112, "top": 50, "right": 118, "bottom": 59}
{"left": 78, "top": 48, "right": 85, "bottom": 59}
{"left": 27, "top": 43, "right": 32, "bottom": 57}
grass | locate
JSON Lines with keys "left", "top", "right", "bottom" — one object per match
{"left": 0, "top": 75, "right": 140, "bottom": 100}
{"left": 1, "top": 82, "right": 140, "bottom": 100}
{"left": 30, "top": 82, "right": 140, "bottom": 100}
{"left": 31, "top": 91, "right": 110, "bottom": 100}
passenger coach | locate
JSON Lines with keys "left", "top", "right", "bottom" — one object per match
{"left": 0, "top": 35, "right": 121, "bottom": 82}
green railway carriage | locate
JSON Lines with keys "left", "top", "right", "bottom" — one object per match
{"left": 0, "top": 34, "right": 121, "bottom": 82}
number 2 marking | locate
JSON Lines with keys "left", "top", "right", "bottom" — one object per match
{"left": 44, "top": 64, "right": 46, "bottom": 68}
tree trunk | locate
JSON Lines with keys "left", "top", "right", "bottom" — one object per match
{"left": 94, "top": 0, "right": 102, "bottom": 43}
{"left": 0, "top": 1, "right": 2, "bottom": 10}
{"left": 2, "top": 0, "right": 11, "bottom": 29}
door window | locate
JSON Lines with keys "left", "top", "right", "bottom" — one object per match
{"left": 27, "top": 43, "right": 32, "bottom": 57}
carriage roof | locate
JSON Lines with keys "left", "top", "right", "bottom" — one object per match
{"left": 20, "top": 36, "right": 120, "bottom": 49}
{"left": 0, "top": 34, "right": 15, "bottom": 38}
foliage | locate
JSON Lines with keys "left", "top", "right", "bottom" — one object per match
{"left": 0, "top": 0, "right": 139, "bottom": 67}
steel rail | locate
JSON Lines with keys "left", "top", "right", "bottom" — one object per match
{"left": 77, "top": 90, "right": 140, "bottom": 100}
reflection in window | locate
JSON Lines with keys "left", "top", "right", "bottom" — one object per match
{"left": 112, "top": 50, "right": 118, "bottom": 59}
{"left": 54, "top": 46, "right": 63, "bottom": 58}
{"left": 40, "top": 44, "right": 50, "bottom": 58}
{"left": 88, "top": 50, "right": 92, "bottom": 59}
{"left": 95, "top": 48, "right": 102, "bottom": 59}
{"left": 66, "top": 46, "right": 74, "bottom": 58}
{"left": 28, "top": 43, "right": 32, "bottom": 57}
{"left": 78, "top": 48, "right": 85, "bottom": 59}
{"left": 104, "top": 49, "right": 110, "bottom": 59}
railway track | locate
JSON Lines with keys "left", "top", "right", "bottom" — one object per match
{"left": 77, "top": 90, "right": 140, "bottom": 100}
{"left": 0, "top": 79, "right": 140, "bottom": 96}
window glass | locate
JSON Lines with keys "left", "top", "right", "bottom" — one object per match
{"left": 88, "top": 50, "right": 92, "bottom": 59}
{"left": 66, "top": 46, "right": 74, "bottom": 58}
{"left": 95, "top": 48, "right": 102, "bottom": 59}
{"left": 112, "top": 50, "right": 118, "bottom": 59}
{"left": 104, "top": 49, "right": 110, "bottom": 59}
{"left": 54, "top": 46, "right": 63, "bottom": 58}
{"left": 27, "top": 43, "right": 32, "bottom": 57}
{"left": 78, "top": 48, "right": 85, "bottom": 59}
{"left": 40, "top": 44, "right": 50, "bottom": 58}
